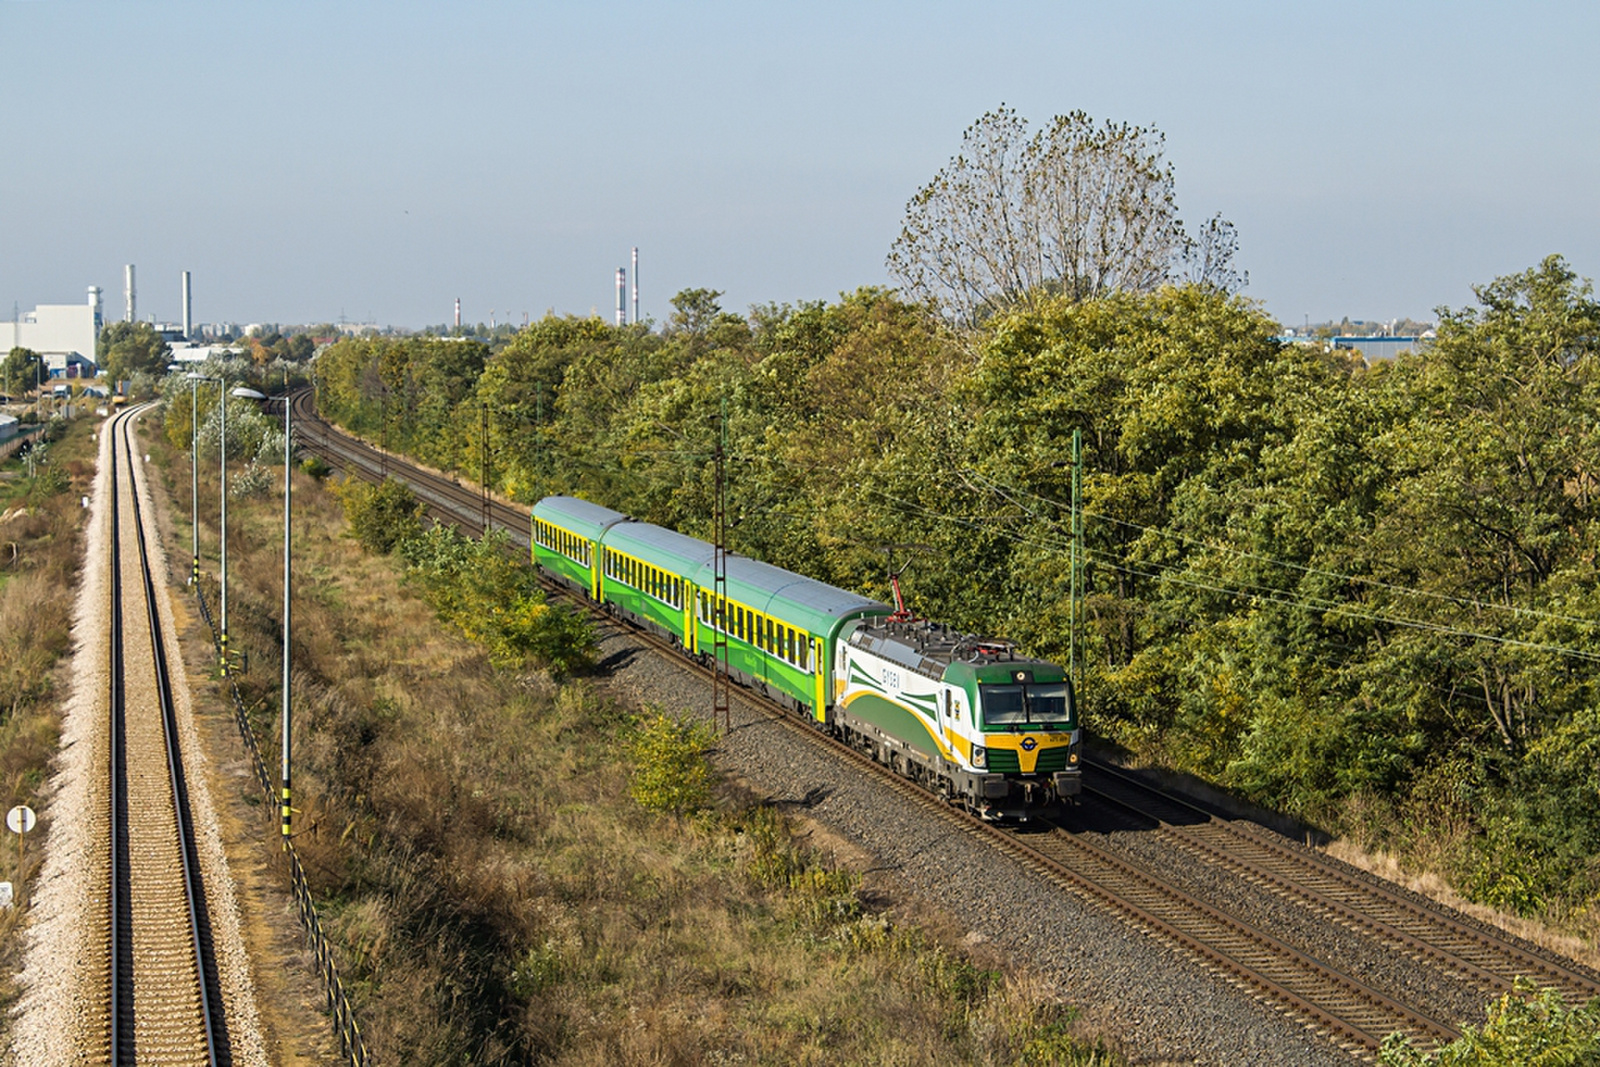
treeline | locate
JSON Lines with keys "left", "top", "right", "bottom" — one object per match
{"left": 315, "top": 258, "right": 1600, "bottom": 921}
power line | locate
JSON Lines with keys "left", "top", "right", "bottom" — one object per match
{"left": 952, "top": 465, "right": 1600, "bottom": 632}
{"left": 859, "top": 483, "right": 1600, "bottom": 665}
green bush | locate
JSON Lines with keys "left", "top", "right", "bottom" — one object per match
{"left": 624, "top": 710, "right": 717, "bottom": 815}
{"left": 1380, "top": 979, "right": 1600, "bottom": 1065}
{"left": 397, "top": 524, "right": 594, "bottom": 676}
{"left": 335, "top": 475, "right": 423, "bottom": 554}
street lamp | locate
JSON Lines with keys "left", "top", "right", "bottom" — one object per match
{"left": 188, "top": 372, "right": 231, "bottom": 674}
{"left": 189, "top": 377, "right": 200, "bottom": 585}
{"left": 271, "top": 375, "right": 293, "bottom": 846}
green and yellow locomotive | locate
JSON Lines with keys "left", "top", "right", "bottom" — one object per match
{"left": 532, "top": 495, "right": 1081, "bottom": 819}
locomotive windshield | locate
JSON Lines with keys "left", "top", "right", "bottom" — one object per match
{"left": 979, "top": 682, "right": 1074, "bottom": 728}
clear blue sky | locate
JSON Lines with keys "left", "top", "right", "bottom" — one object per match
{"left": 3, "top": 1, "right": 1596, "bottom": 331}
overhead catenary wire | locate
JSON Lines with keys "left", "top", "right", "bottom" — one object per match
{"left": 858, "top": 483, "right": 1600, "bottom": 666}
{"left": 952, "top": 464, "right": 1600, "bottom": 632}
{"left": 476, "top": 408, "right": 1600, "bottom": 659}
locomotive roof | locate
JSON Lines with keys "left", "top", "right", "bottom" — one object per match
{"left": 847, "top": 616, "right": 1067, "bottom": 685}
{"left": 532, "top": 496, "right": 630, "bottom": 540}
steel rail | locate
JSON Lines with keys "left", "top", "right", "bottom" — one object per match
{"left": 590, "top": 607, "right": 1461, "bottom": 1059}
{"left": 1082, "top": 760, "right": 1600, "bottom": 1003}
{"left": 120, "top": 413, "right": 222, "bottom": 1063}
{"left": 107, "top": 412, "right": 129, "bottom": 1062}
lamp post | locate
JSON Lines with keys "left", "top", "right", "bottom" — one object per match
{"left": 189, "top": 373, "right": 230, "bottom": 673}
{"left": 280, "top": 375, "right": 292, "bottom": 846}
{"left": 190, "top": 377, "right": 200, "bottom": 585}
{"left": 479, "top": 401, "right": 489, "bottom": 534}
{"left": 219, "top": 377, "right": 229, "bottom": 673}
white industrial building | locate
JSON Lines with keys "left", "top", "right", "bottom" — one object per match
{"left": 0, "top": 287, "right": 102, "bottom": 378}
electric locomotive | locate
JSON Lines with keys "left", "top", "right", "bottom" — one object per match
{"left": 835, "top": 610, "right": 1080, "bottom": 821}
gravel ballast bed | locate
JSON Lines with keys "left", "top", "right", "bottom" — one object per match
{"left": 594, "top": 622, "right": 1359, "bottom": 1066}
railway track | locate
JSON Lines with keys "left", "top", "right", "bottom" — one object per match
{"left": 286, "top": 387, "right": 1600, "bottom": 1061}
{"left": 99, "top": 406, "right": 224, "bottom": 1064}
{"left": 1078, "top": 761, "right": 1600, "bottom": 1006}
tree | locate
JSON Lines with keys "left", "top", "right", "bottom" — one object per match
{"left": 1180, "top": 213, "right": 1249, "bottom": 293}
{"left": 887, "top": 105, "right": 1242, "bottom": 323}
{"left": 335, "top": 476, "right": 424, "bottom": 554}
{"left": 4, "top": 347, "right": 44, "bottom": 395}
{"left": 97, "top": 322, "right": 171, "bottom": 380}
{"left": 1363, "top": 255, "right": 1600, "bottom": 757}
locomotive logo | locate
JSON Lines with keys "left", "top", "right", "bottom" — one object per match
{"left": 1020, "top": 737, "right": 1037, "bottom": 752}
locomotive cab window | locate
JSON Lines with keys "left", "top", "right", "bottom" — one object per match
{"left": 980, "top": 682, "right": 1074, "bottom": 728}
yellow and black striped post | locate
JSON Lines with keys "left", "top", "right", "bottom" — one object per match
{"left": 218, "top": 629, "right": 229, "bottom": 677}
{"left": 280, "top": 375, "right": 293, "bottom": 848}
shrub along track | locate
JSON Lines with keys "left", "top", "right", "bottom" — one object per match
{"left": 289, "top": 388, "right": 1599, "bottom": 1062}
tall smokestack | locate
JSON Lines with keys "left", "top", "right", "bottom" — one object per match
{"left": 124, "top": 264, "right": 136, "bottom": 323}
{"left": 615, "top": 268, "right": 626, "bottom": 326}
{"left": 631, "top": 247, "right": 639, "bottom": 325}
{"left": 181, "top": 270, "right": 192, "bottom": 339}
{"left": 454, "top": 297, "right": 461, "bottom": 330}
{"left": 87, "top": 286, "right": 103, "bottom": 332}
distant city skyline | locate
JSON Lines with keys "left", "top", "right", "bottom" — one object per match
{"left": 3, "top": 1, "right": 1595, "bottom": 331}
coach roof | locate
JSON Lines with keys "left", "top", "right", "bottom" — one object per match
{"left": 532, "top": 496, "right": 630, "bottom": 542}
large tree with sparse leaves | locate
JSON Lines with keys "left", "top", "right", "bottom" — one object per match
{"left": 887, "top": 105, "right": 1244, "bottom": 323}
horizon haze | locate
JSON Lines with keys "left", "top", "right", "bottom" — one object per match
{"left": 2, "top": 1, "right": 1596, "bottom": 331}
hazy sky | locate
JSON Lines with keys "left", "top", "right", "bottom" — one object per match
{"left": 3, "top": 1, "right": 1596, "bottom": 330}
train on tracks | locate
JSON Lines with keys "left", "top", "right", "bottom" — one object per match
{"left": 532, "top": 496, "right": 1081, "bottom": 820}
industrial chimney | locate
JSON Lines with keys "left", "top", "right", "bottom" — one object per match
{"left": 615, "top": 268, "right": 626, "bottom": 326}
{"left": 631, "top": 247, "right": 639, "bottom": 325}
{"left": 181, "top": 270, "right": 192, "bottom": 339}
{"left": 124, "top": 264, "right": 136, "bottom": 323}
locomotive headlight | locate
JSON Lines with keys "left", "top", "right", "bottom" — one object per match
{"left": 971, "top": 745, "right": 987, "bottom": 770}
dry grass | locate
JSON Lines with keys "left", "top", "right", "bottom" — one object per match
{"left": 160, "top": 443, "right": 1120, "bottom": 1065}
{"left": 0, "top": 415, "right": 97, "bottom": 1025}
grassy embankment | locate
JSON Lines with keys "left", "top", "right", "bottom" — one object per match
{"left": 0, "top": 414, "right": 98, "bottom": 1019}
{"left": 152, "top": 428, "right": 1121, "bottom": 1065}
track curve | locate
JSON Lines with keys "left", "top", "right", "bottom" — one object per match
{"left": 287, "top": 386, "right": 1600, "bottom": 1062}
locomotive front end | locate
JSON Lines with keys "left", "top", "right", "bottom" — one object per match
{"left": 958, "top": 658, "right": 1081, "bottom": 821}
{"left": 835, "top": 619, "right": 1081, "bottom": 822}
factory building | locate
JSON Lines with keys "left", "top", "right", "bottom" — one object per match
{"left": 0, "top": 287, "right": 102, "bottom": 378}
